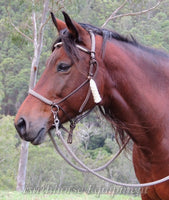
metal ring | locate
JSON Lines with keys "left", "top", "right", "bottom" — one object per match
{"left": 51, "top": 104, "right": 59, "bottom": 113}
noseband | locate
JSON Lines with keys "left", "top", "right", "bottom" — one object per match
{"left": 29, "top": 30, "right": 102, "bottom": 143}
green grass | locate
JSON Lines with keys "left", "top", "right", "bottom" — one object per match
{"left": 0, "top": 191, "right": 141, "bottom": 200}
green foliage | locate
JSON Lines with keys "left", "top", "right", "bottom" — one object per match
{"left": 26, "top": 143, "right": 83, "bottom": 191}
{"left": 103, "top": 138, "right": 115, "bottom": 154}
{"left": 0, "top": 115, "right": 19, "bottom": 190}
{"left": 87, "top": 135, "right": 105, "bottom": 150}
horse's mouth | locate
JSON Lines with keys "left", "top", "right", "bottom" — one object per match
{"left": 31, "top": 128, "right": 46, "bottom": 145}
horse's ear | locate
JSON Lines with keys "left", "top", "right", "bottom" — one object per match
{"left": 62, "top": 11, "right": 86, "bottom": 41}
{"left": 51, "top": 12, "right": 66, "bottom": 32}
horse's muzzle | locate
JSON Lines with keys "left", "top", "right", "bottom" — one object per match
{"left": 15, "top": 117, "right": 46, "bottom": 145}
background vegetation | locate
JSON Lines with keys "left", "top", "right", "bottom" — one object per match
{"left": 0, "top": 0, "right": 169, "bottom": 196}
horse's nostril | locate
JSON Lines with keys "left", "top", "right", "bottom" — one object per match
{"left": 16, "top": 118, "right": 27, "bottom": 136}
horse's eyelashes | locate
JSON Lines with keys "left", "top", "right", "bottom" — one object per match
{"left": 57, "top": 63, "right": 71, "bottom": 72}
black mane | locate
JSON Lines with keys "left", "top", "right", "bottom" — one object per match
{"left": 52, "top": 22, "right": 168, "bottom": 59}
{"left": 79, "top": 23, "right": 139, "bottom": 46}
{"left": 79, "top": 23, "right": 169, "bottom": 58}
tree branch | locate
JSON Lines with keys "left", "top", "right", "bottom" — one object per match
{"left": 102, "top": 0, "right": 128, "bottom": 28}
{"left": 37, "top": 0, "right": 50, "bottom": 54}
{"left": 6, "top": 8, "right": 33, "bottom": 43}
{"left": 102, "top": 0, "right": 164, "bottom": 28}
{"left": 32, "top": 5, "right": 38, "bottom": 53}
{"left": 29, "top": 0, "right": 49, "bottom": 89}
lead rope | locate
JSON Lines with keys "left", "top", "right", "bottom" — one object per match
{"left": 50, "top": 125, "right": 169, "bottom": 188}
{"left": 50, "top": 110, "right": 169, "bottom": 188}
{"left": 48, "top": 131, "right": 129, "bottom": 173}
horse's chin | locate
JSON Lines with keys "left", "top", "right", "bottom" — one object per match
{"left": 31, "top": 125, "right": 58, "bottom": 145}
{"left": 30, "top": 128, "right": 46, "bottom": 145}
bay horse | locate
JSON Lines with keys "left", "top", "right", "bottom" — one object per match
{"left": 15, "top": 12, "right": 169, "bottom": 199}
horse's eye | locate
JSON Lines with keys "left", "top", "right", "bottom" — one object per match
{"left": 57, "top": 63, "right": 71, "bottom": 72}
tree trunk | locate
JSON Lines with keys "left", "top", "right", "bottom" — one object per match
{"left": 16, "top": 141, "right": 29, "bottom": 191}
{"left": 16, "top": 0, "right": 49, "bottom": 192}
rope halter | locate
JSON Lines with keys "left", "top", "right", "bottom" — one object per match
{"left": 28, "top": 30, "right": 102, "bottom": 143}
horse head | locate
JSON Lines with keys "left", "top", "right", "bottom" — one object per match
{"left": 14, "top": 12, "right": 104, "bottom": 145}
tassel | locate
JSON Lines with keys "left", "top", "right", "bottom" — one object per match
{"left": 90, "top": 79, "right": 102, "bottom": 103}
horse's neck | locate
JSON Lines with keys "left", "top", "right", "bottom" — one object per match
{"left": 102, "top": 40, "right": 169, "bottom": 151}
